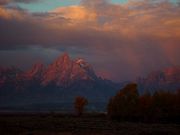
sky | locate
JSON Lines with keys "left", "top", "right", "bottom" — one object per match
{"left": 0, "top": 0, "right": 180, "bottom": 82}
{"left": 15, "top": 0, "right": 178, "bottom": 12}
{"left": 14, "top": 0, "right": 129, "bottom": 12}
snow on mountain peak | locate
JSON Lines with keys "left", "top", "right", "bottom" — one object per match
{"left": 41, "top": 53, "right": 97, "bottom": 86}
{"left": 75, "top": 58, "right": 88, "bottom": 68}
{"left": 76, "top": 58, "right": 84, "bottom": 64}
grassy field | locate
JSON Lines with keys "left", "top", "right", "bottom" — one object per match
{"left": 0, "top": 113, "right": 179, "bottom": 135}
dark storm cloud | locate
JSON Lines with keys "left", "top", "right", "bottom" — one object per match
{"left": 14, "top": 0, "right": 40, "bottom": 3}
{"left": 0, "top": 0, "right": 180, "bottom": 81}
{"left": 0, "top": 0, "right": 9, "bottom": 5}
{"left": 0, "top": 0, "right": 40, "bottom": 5}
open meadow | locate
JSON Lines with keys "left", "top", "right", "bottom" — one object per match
{"left": 0, "top": 113, "right": 179, "bottom": 135}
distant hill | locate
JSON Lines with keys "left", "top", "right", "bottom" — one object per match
{"left": 137, "top": 66, "right": 180, "bottom": 94}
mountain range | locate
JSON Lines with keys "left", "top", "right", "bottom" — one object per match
{"left": 0, "top": 53, "right": 120, "bottom": 106}
{"left": 0, "top": 53, "right": 180, "bottom": 108}
{"left": 137, "top": 66, "right": 180, "bottom": 93}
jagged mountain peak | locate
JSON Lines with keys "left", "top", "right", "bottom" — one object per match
{"left": 24, "top": 62, "right": 45, "bottom": 80}
{"left": 138, "top": 66, "right": 180, "bottom": 93}
{"left": 56, "top": 52, "right": 70, "bottom": 59}
{"left": 163, "top": 66, "right": 180, "bottom": 76}
{"left": 75, "top": 58, "right": 85, "bottom": 63}
{"left": 0, "top": 54, "right": 119, "bottom": 104}
{"left": 75, "top": 58, "right": 89, "bottom": 68}
{"left": 54, "top": 53, "right": 71, "bottom": 66}
{"left": 41, "top": 53, "right": 98, "bottom": 86}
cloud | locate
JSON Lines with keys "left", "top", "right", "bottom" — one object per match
{"left": 0, "top": 0, "right": 40, "bottom": 5}
{"left": 0, "top": 0, "right": 10, "bottom": 5}
{"left": 14, "top": 0, "right": 40, "bottom": 3}
{"left": 0, "top": 0, "right": 180, "bottom": 81}
{"left": 51, "top": 5, "right": 97, "bottom": 23}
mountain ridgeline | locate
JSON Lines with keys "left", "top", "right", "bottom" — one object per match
{"left": 0, "top": 53, "right": 180, "bottom": 108}
{"left": 137, "top": 66, "right": 180, "bottom": 94}
{"left": 0, "top": 53, "right": 120, "bottom": 106}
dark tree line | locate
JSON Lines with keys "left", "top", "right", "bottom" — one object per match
{"left": 107, "top": 83, "right": 180, "bottom": 123}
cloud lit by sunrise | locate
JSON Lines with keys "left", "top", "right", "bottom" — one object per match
{"left": 0, "top": 0, "right": 180, "bottom": 81}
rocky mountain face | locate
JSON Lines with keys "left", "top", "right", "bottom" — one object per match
{"left": 1, "top": 53, "right": 179, "bottom": 107}
{"left": 0, "top": 53, "right": 119, "bottom": 106}
{"left": 137, "top": 66, "right": 180, "bottom": 93}
{"left": 41, "top": 53, "right": 98, "bottom": 87}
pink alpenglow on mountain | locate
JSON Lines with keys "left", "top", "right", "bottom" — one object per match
{"left": 0, "top": 53, "right": 119, "bottom": 105}
{"left": 24, "top": 63, "right": 45, "bottom": 80}
{"left": 138, "top": 66, "right": 180, "bottom": 93}
{"left": 42, "top": 53, "right": 97, "bottom": 86}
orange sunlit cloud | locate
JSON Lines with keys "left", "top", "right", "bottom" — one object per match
{"left": 0, "top": 0, "right": 180, "bottom": 81}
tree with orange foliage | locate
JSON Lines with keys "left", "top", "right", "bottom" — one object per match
{"left": 74, "top": 96, "right": 88, "bottom": 116}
